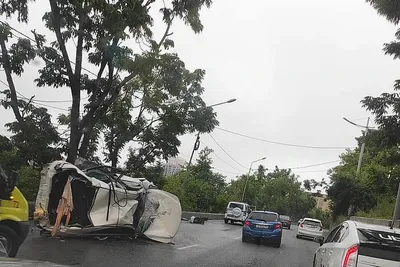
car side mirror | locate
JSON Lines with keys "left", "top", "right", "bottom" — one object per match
{"left": 313, "top": 237, "right": 324, "bottom": 246}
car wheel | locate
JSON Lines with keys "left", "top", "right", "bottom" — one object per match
{"left": 224, "top": 219, "right": 228, "bottom": 224}
{"left": 241, "top": 235, "right": 247, "bottom": 242}
{"left": 0, "top": 225, "right": 19, "bottom": 258}
{"left": 273, "top": 238, "right": 281, "bottom": 248}
{"left": 296, "top": 234, "right": 300, "bottom": 239}
{"left": 288, "top": 225, "right": 291, "bottom": 230}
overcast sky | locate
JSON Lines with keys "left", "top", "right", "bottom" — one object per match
{"left": 0, "top": 0, "right": 399, "bottom": 184}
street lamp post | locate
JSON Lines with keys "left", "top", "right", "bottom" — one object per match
{"left": 187, "top": 98, "right": 236, "bottom": 168}
{"left": 241, "top": 157, "right": 266, "bottom": 202}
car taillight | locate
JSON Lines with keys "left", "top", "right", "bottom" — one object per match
{"left": 300, "top": 223, "right": 303, "bottom": 228}
{"left": 342, "top": 245, "right": 358, "bottom": 267}
{"left": 244, "top": 221, "right": 251, "bottom": 227}
{"left": 274, "top": 224, "right": 281, "bottom": 229}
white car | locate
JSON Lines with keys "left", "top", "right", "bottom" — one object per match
{"left": 313, "top": 220, "right": 400, "bottom": 267}
{"left": 296, "top": 217, "right": 323, "bottom": 239}
{"left": 224, "top": 201, "right": 251, "bottom": 225}
{"left": 33, "top": 158, "right": 181, "bottom": 243}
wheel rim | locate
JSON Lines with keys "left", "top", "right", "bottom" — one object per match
{"left": 0, "top": 235, "right": 9, "bottom": 256}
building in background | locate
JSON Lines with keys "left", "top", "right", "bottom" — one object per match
{"left": 308, "top": 191, "right": 331, "bottom": 212}
{"left": 163, "top": 157, "right": 185, "bottom": 176}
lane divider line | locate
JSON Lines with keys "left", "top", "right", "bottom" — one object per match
{"left": 176, "top": 244, "right": 199, "bottom": 250}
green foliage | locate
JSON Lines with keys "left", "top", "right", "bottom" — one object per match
{"left": 163, "top": 147, "right": 226, "bottom": 212}
{"left": 327, "top": 129, "right": 400, "bottom": 217}
{"left": 357, "top": 195, "right": 396, "bottom": 219}
{"left": 16, "top": 166, "right": 40, "bottom": 202}
{"left": 0, "top": 0, "right": 216, "bottom": 165}
{"left": 309, "top": 208, "right": 332, "bottom": 228}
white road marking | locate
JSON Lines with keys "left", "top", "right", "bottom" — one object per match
{"left": 233, "top": 236, "right": 242, "bottom": 240}
{"left": 176, "top": 244, "right": 199, "bottom": 250}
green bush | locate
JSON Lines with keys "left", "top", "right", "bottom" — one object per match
{"left": 16, "top": 166, "right": 40, "bottom": 202}
{"left": 309, "top": 208, "right": 333, "bottom": 228}
{"left": 357, "top": 195, "right": 395, "bottom": 219}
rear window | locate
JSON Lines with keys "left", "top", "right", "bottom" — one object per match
{"left": 229, "top": 203, "right": 244, "bottom": 210}
{"left": 249, "top": 212, "right": 278, "bottom": 222}
{"left": 280, "top": 215, "right": 290, "bottom": 220}
{"left": 303, "top": 220, "right": 321, "bottom": 227}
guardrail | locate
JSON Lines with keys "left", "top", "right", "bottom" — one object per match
{"left": 350, "top": 216, "right": 400, "bottom": 228}
{"left": 182, "top": 211, "right": 224, "bottom": 220}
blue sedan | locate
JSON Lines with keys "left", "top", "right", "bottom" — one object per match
{"left": 241, "top": 211, "right": 282, "bottom": 247}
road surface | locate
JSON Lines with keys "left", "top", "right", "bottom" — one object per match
{"left": 17, "top": 221, "right": 319, "bottom": 266}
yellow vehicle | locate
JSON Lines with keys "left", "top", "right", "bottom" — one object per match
{"left": 0, "top": 165, "right": 29, "bottom": 257}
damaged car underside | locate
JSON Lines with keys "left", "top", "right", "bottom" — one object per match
{"left": 33, "top": 158, "right": 181, "bottom": 243}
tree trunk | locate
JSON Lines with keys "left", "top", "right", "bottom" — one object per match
{"left": 67, "top": 89, "right": 81, "bottom": 163}
{"left": 0, "top": 38, "right": 25, "bottom": 126}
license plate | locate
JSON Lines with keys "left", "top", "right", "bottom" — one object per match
{"left": 256, "top": 225, "right": 269, "bottom": 229}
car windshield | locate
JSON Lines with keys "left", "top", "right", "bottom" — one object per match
{"left": 229, "top": 203, "right": 244, "bottom": 210}
{"left": 249, "top": 212, "right": 278, "bottom": 222}
{"left": 280, "top": 215, "right": 290, "bottom": 220}
{"left": 303, "top": 220, "right": 321, "bottom": 227}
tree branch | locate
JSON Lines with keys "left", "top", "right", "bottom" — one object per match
{"left": 0, "top": 37, "right": 24, "bottom": 124}
{"left": 48, "top": 0, "right": 75, "bottom": 87}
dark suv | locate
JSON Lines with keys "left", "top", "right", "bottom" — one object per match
{"left": 279, "top": 215, "right": 292, "bottom": 229}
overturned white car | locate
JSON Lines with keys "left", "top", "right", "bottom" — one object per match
{"left": 33, "top": 159, "right": 181, "bottom": 243}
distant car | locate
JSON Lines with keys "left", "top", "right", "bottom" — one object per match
{"left": 242, "top": 211, "right": 282, "bottom": 248}
{"left": 312, "top": 220, "right": 400, "bottom": 267}
{"left": 224, "top": 201, "right": 251, "bottom": 225}
{"left": 297, "top": 218, "right": 323, "bottom": 239}
{"left": 279, "top": 215, "right": 292, "bottom": 229}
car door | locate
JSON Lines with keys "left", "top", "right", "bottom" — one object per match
{"left": 315, "top": 225, "right": 341, "bottom": 266}
{"left": 324, "top": 223, "right": 350, "bottom": 267}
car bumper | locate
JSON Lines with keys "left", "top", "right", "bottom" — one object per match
{"left": 243, "top": 228, "right": 282, "bottom": 240}
{"left": 18, "top": 221, "right": 30, "bottom": 245}
{"left": 281, "top": 222, "right": 291, "bottom": 228}
{"left": 225, "top": 214, "right": 245, "bottom": 222}
{"left": 297, "top": 228, "right": 323, "bottom": 238}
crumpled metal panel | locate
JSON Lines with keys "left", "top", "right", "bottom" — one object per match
{"left": 140, "top": 189, "right": 182, "bottom": 243}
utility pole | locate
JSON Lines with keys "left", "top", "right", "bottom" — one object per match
{"left": 356, "top": 117, "right": 370, "bottom": 175}
{"left": 391, "top": 183, "right": 400, "bottom": 229}
{"left": 343, "top": 117, "right": 372, "bottom": 216}
{"left": 186, "top": 98, "right": 236, "bottom": 168}
{"left": 241, "top": 157, "right": 266, "bottom": 202}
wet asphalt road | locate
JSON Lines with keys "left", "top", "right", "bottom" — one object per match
{"left": 17, "top": 222, "right": 319, "bottom": 267}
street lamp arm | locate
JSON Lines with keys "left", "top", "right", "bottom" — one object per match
{"left": 343, "top": 117, "right": 375, "bottom": 129}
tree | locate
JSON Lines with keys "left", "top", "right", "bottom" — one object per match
{"left": 163, "top": 147, "right": 227, "bottom": 212}
{"left": 0, "top": 0, "right": 217, "bottom": 166}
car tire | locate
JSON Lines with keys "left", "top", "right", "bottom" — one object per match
{"left": 241, "top": 235, "right": 247, "bottom": 242}
{"left": 0, "top": 225, "right": 20, "bottom": 258}
{"left": 288, "top": 225, "right": 291, "bottom": 230}
{"left": 273, "top": 238, "right": 281, "bottom": 248}
{"left": 224, "top": 219, "right": 228, "bottom": 224}
{"left": 296, "top": 234, "right": 300, "bottom": 239}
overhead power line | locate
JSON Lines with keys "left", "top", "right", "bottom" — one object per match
{"left": 200, "top": 140, "right": 246, "bottom": 173}
{"left": 215, "top": 127, "right": 354, "bottom": 150}
{"left": 290, "top": 160, "right": 340, "bottom": 170}
{"left": 208, "top": 133, "right": 248, "bottom": 170}
{"left": 0, "top": 79, "right": 82, "bottom": 111}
